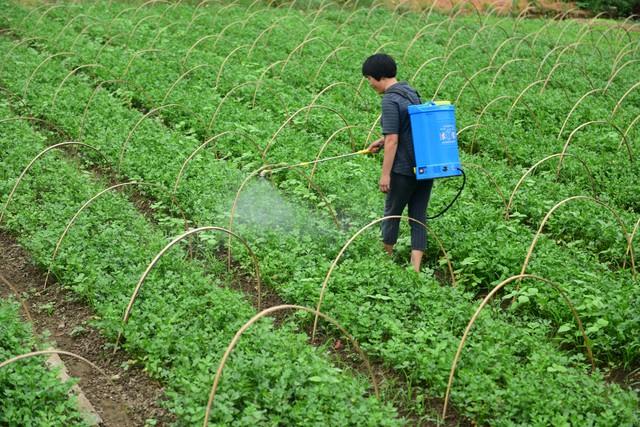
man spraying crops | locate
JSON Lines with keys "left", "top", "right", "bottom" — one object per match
{"left": 363, "top": 53, "right": 434, "bottom": 273}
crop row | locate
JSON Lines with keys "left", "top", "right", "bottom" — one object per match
{"left": 0, "top": 98, "right": 400, "bottom": 424}
{"left": 17, "top": 0, "right": 639, "bottom": 272}
{"left": 1, "top": 0, "right": 640, "bottom": 424}
{"left": 9, "top": 0, "right": 639, "bottom": 365}
{"left": 0, "top": 295, "right": 89, "bottom": 426}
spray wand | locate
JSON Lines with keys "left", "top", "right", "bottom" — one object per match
{"left": 259, "top": 148, "right": 370, "bottom": 177}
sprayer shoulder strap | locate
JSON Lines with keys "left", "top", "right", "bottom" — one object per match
{"left": 385, "top": 86, "right": 422, "bottom": 105}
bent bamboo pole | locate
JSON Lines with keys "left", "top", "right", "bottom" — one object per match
{"left": 556, "top": 120, "right": 633, "bottom": 178}
{"left": 118, "top": 103, "right": 178, "bottom": 171}
{"left": 442, "top": 274, "right": 594, "bottom": 419}
{"left": 504, "top": 153, "right": 597, "bottom": 219}
{"left": 44, "top": 181, "right": 189, "bottom": 289}
{"left": 0, "top": 350, "right": 107, "bottom": 380}
{"left": 51, "top": 64, "right": 105, "bottom": 109}
{"left": 115, "top": 226, "right": 262, "bottom": 353}
{"left": 0, "top": 142, "right": 108, "bottom": 225}
{"left": 23, "top": 52, "right": 74, "bottom": 98}
{"left": 520, "top": 196, "right": 636, "bottom": 278}
{"left": 173, "top": 131, "right": 235, "bottom": 194}
{"left": 312, "top": 215, "right": 456, "bottom": 340}
{"left": 263, "top": 105, "right": 351, "bottom": 160}
{"left": 202, "top": 304, "right": 379, "bottom": 427}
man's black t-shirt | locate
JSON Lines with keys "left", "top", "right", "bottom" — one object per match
{"left": 380, "top": 81, "right": 421, "bottom": 176}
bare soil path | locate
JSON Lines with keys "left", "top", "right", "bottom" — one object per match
{"left": 0, "top": 231, "right": 175, "bottom": 427}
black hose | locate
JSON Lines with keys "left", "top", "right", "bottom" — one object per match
{"left": 427, "top": 167, "right": 466, "bottom": 220}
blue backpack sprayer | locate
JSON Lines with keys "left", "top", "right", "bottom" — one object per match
{"left": 387, "top": 87, "right": 465, "bottom": 219}
{"left": 259, "top": 91, "right": 465, "bottom": 220}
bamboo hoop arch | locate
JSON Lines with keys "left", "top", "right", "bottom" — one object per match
{"left": 622, "top": 114, "right": 640, "bottom": 146}
{"left": 534, "top": 44, "right": 566, "bottom": 79}
{"left": 173, "top": 131, "right": 238, "bottom": 193}
{"left": 305, "top": 82, "right": 363, "bottom": 130}
{"left": 23, "top": 52, "right": 74, "bottom": 98}
{"left": 93, "top": 32, "right": 128, "bottom": 63}
{"left": 147, "top": 21, "right": 180, "bottom": 48}
{"left": 402, "top": 22, "right": 439, "bottom": 62}
{"left": 471, "top": 95, "right": 512, "bottom": 150}
{"left": 0, "top": 142, "right": 108, "bottom": 226}
{"left": 443, "top": 43, "right": 473, "bottom": 69}
{"left": 114, "top": 226, "right": 263, "bottom": 353}
{"left": 443, "top": 26, "right": 469, "bottom": 55}
{"left": 51, "top": 64, "right": 105, "bottom": 109}
{"left": 184, "top": 11, "right": 207, "bottom": 34}
{"left": 611, "top": 43, "right": 640, "bottom": 75}
{"left": 611, "top": 81, "right": 640, "bottom": 118}
{"left": 520, "top": 196, "right": 636, "bottom": 278}
{"left": 507, "top": 79, "right": 544, "bottom": 120}
{"left": 604, "top": 59, "right": 640, "bottom": 93}
{"left": 103, "top": 6, "right": 137, "bottom": 34}
{"left": 210, "top": 19, "right": 246, "bottom": 52}
{"left": 462, "top": 162, "right": 507, "bottom": 209}
{"left": 311, "top": 45, "right": 351, "bottom": 85}
{"left": 133, "top": 0, "right": 170, "bottom": 15}
{"left": 556, "top": 88, "right": 605, "bottom": 140}
{"left": 488, "top": 36, "right": 521, "bottom": 67}
{"left": 121, "top": 48, "right": 163, "bottom": 79}
{"left": 43, "top": 181, "right": 189, "bottom": 290}
{"left": 0, "top": 37, "right": 47, "bottom": 77}
{"left": 540, "top": 61, "right": 569, "bottom": 93}
{"left": 455, "top": 66, "right": 495, "bottom": 104}
{"left": 118, "top": 103, "right": 178, "bottom": 171}
{"left": 214, "top": 44, "right": 250, "bottom": 90}
{"left": 556, "top": 120, "right": 633, "bottom": 178}
{"left": 247, "top": 20, "right": 281, "bottom": 57}
{"left": 431, "top": 70, "right": 460, "bottom": 102}
{"left": 125, "top": 13, "right": 165, "bottom": 47}
{"left": 202, "top": 304, "right": 379, "bottom": 427}
{"left": 269, "top": 167, "right": 341, "bottom": 229}
{"left": 34, "top": 4, "right": 66, "bottom": 26}
{"left": 490, "top": 59, "right": 530, "bottom": 88}
{"left": 207, "top": 80, "right": 288, "bottom": 132}
{"left": 410, "top": 56, "right": 445, "bottom": 85}
{"left": 161, "top": 64, "right": 215, "bottom": 104}
{"left": 312, "top": 215, "right": 456, "bottom": 340}
{"left": 504, "top": 153, "right": 597, "bottom": 220}
{"left": 0, "top": 273, "right": 33, "bottom": 323}
{"left": 310, "top": 1, "right": 334, "bottom": 25}
{"left": 309, "top": 125, "right": 366, "bottom": 183}
{"left": 280, "top": 36, "right": 327, "bottom": 75}
{"left": 53, "top": 13, "right": 90, "bottom": 43}
{"left": 442, "top": 273, "right": 595, "bottom": 419}
{"left": 0, "top": 350, "right": 109, "bottom": 383}
{"left": 364, "top": 114, "right": 381, "bottom": 148}
{"left": 263, "top": 105, "right": 351, "bottom": 160}
{"left": 18, "top": 4, "right": 50, "bottom": 28}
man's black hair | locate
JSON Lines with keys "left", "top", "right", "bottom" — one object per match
{"left": 362, "top": 53, "right": 397, "bottom": 80}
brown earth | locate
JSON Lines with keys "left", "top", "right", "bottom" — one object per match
{"left": 0, "top": 231, "right": 175, "bottom": 427}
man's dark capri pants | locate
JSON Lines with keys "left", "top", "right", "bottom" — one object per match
{"left": 382, "top": 172, "right": 433, "bottom": 251}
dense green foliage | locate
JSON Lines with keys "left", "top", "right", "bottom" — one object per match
{"left": 0, "top": 299, "right": 88, "bottom": 426}
{"left": 0, "top": 0, "right": 639, "bottom": 425}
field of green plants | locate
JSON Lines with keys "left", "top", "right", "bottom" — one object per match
{"left": 0, "top": 0, "right": 639, "bottom": 425}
